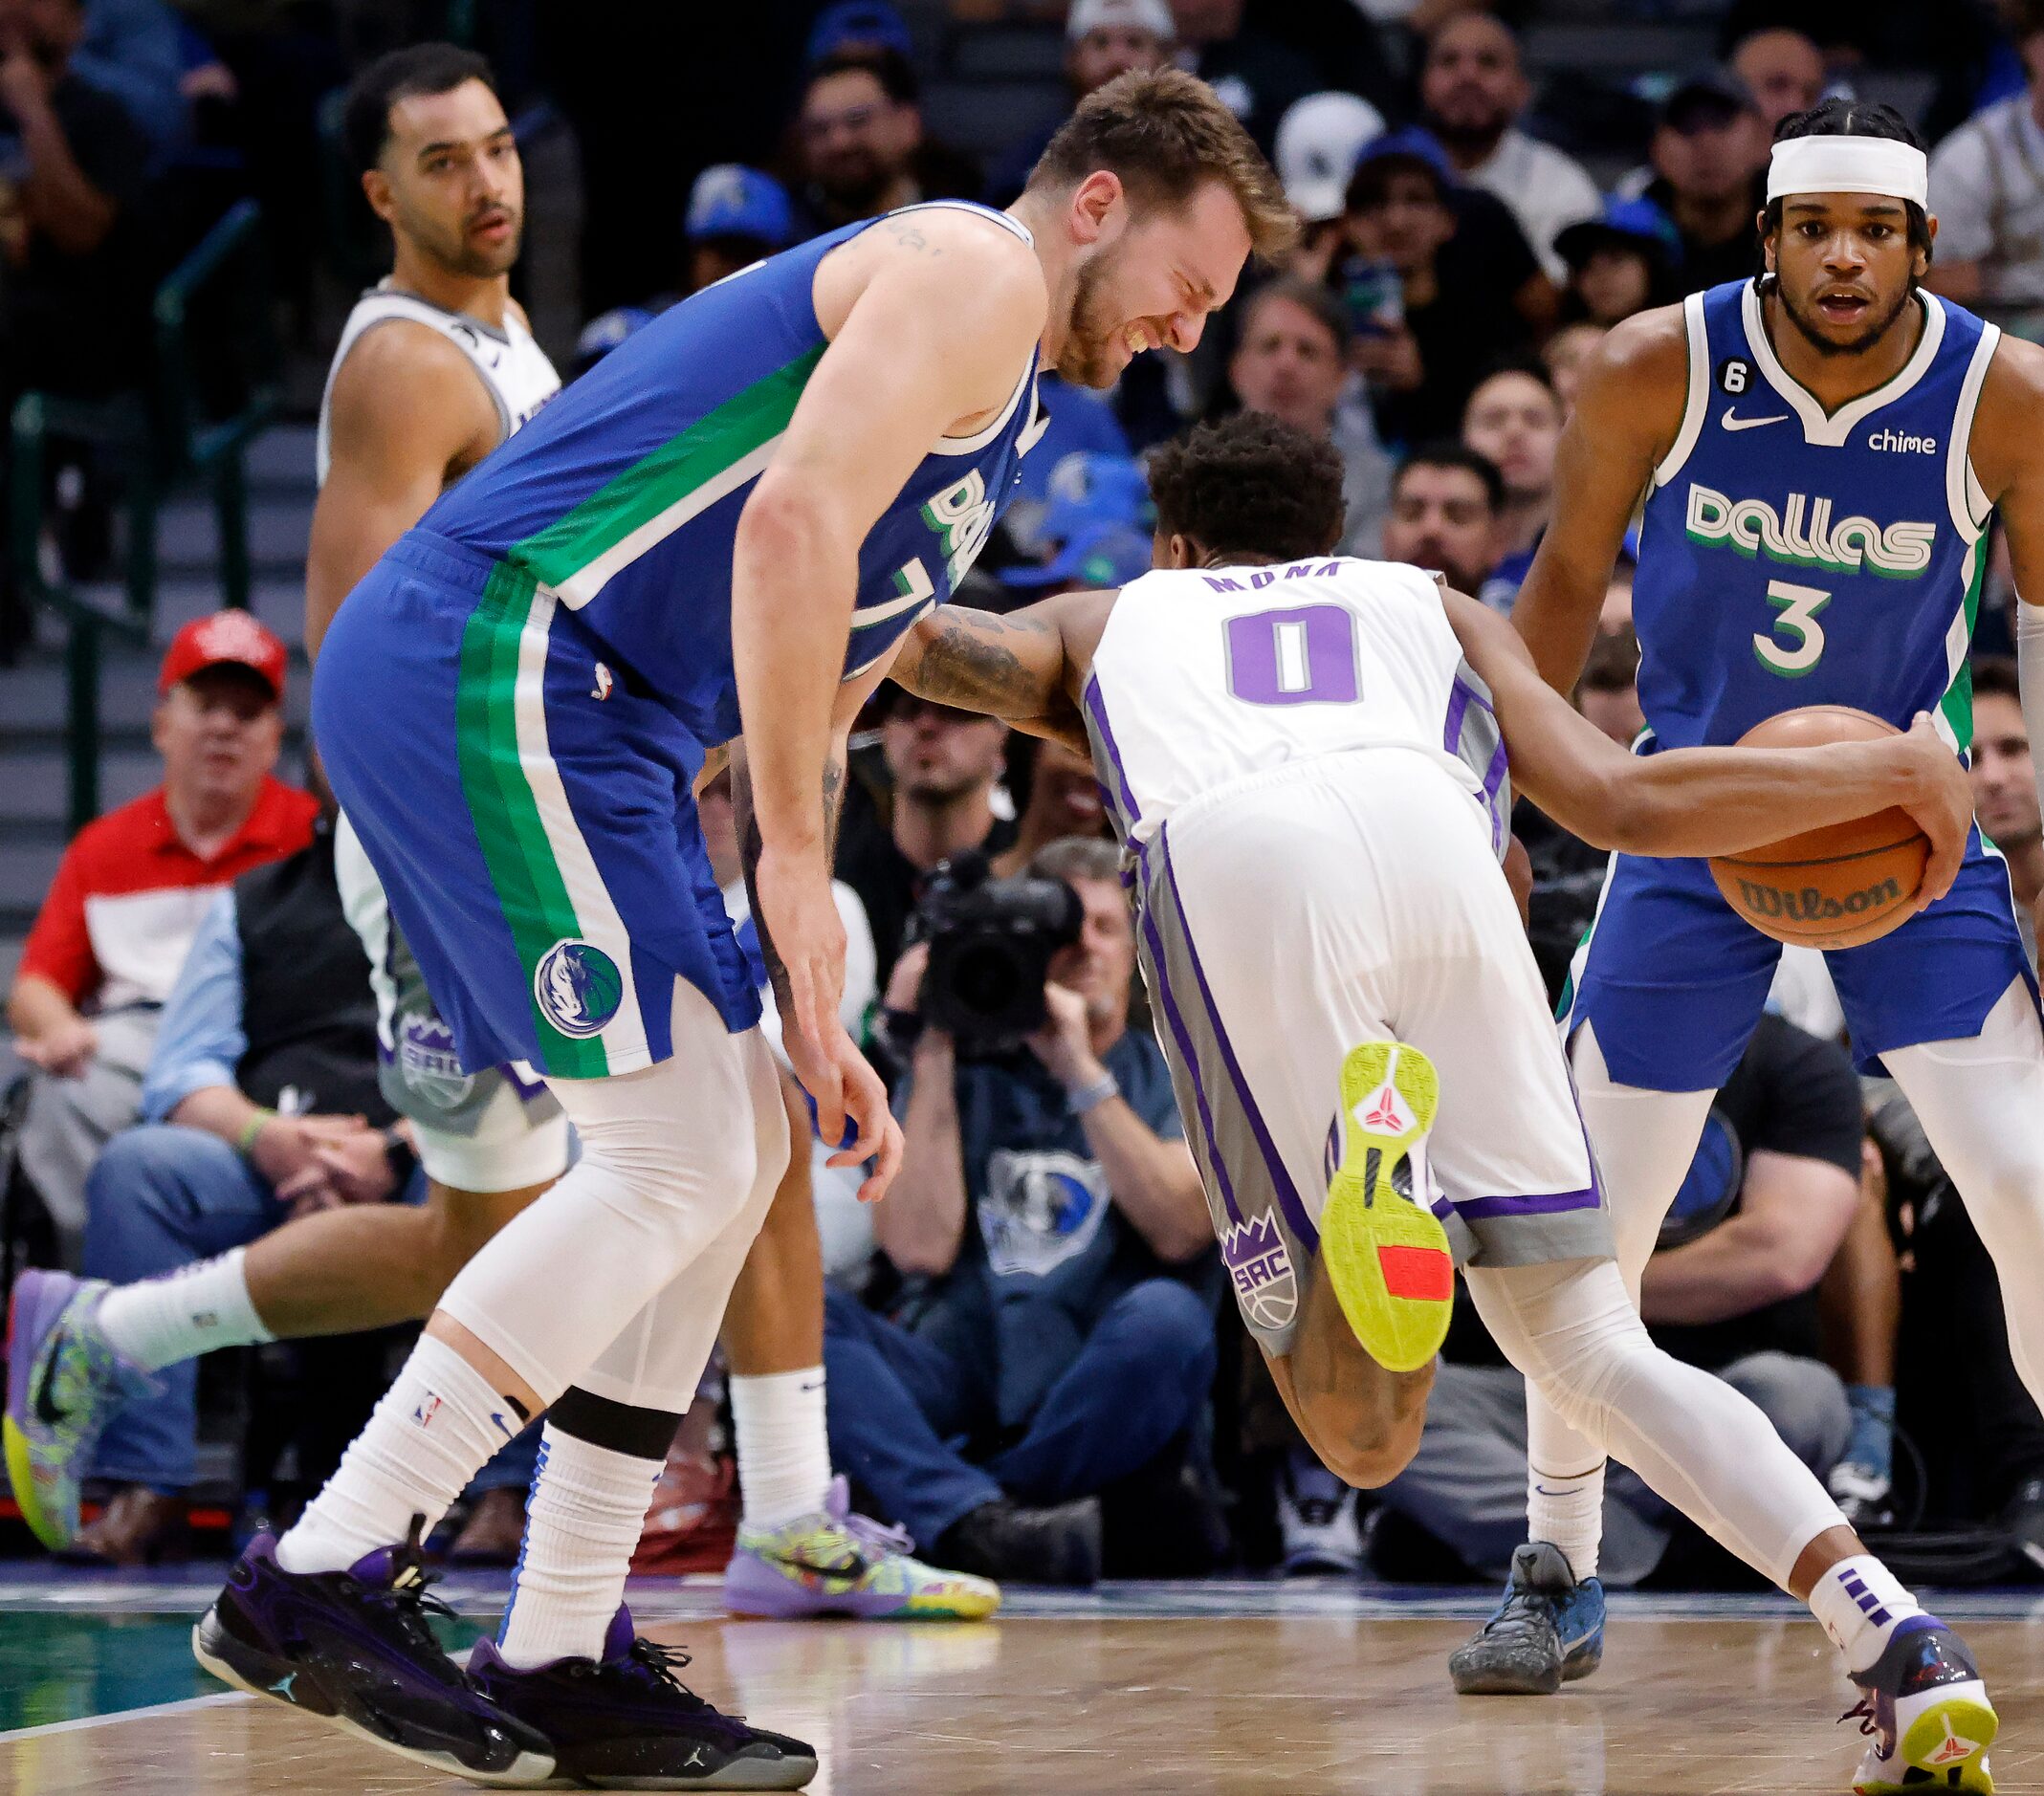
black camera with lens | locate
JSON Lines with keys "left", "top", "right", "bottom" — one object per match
{"left": 910, "top": 850, "right": 1084, "bottom": 1057}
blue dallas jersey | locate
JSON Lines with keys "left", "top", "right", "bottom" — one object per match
{"left": 1633, "top": 278, "right": 2001, "bottom": 754}
{"left": 423, "top": 201, "right": 1045, "bottom": 747}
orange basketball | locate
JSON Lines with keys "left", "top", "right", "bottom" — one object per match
{"left": 1705, "top": 705, "right": 1928, "bottom": 951}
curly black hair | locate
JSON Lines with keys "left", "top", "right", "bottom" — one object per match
{"left": 1148, "top": 412, "right": 1347, "bottom": 564}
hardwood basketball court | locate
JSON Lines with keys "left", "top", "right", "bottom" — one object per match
{"left": 4, "top": 1575, "right": 2041, "bottom": 1793}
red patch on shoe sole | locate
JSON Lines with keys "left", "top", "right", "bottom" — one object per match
{"left": 1378, "top": 1244, "right": 1453, "bottom": 1302}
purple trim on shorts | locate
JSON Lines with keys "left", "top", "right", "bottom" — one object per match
{"left": 1083, "top": 676, "right": 1142, "bottom": 835}
{"left": 1445, "top": 673, "right": 1509, "bottom": 855}
{"left": 1137, "top": 883, "right": 1243, "bottom": 1227}
{"left": 1157, "top": 829, "right": 1321, "bottom": 1253}
{"left": 1442, "top": 677, "right": 1473, "bottom": 755}
{"left": 1452, "top": 1186, "right": 1600, "bottom": 1221}
{"left": 1481, "top": 740, "right": 1509, "bottom": 855}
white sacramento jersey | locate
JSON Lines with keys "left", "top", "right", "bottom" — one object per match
{"left": 1081, "top": 557, "right": 1510, "bottom": 855}
{"left": 316, "top": 281, "right": 560, "bottom": 485}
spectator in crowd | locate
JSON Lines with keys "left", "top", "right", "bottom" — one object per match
{"left": 1344, "top": 128, "right": 1552, "bottom": 448}
{"left": 7, "top": 614, "right": 317, "bottom": 1259}
{"left": 74, "top": 0, "right": 188, "bottom": 164}
{"left": 1727, "top": 25, "right": 1828, "bottom": 135}
{"left": 994, "top": 739, "right": 1111, "bottom": 880}
{"left": 835, "top": 690, "right": 1014, "bottom": 984}
{"left": 1167, "top": 0, "right": 1321, "bottom": 154}
{"left": 1542, "top": 319, "right": 1606, "bottom": 416}
{"left": 66, "top": 806, "right": 431, "bottom": 1565}
{"left": 572, "top": 164, "right": 797, "bottom": 373}
{"left": 827, "top": 837, "right": 1215, "bottom": 1585}
{"left": 1374, "top": 1014, "right": 1864, "bottom": 1588}
{"left": 1971, "top": 656, "right": 2044, "bottom": 956}
{"left": 803, "top": 0, "right": 916, "bottom": 65}
{"left": 1002, "top": 417, "right": 1138, "bottom": 573}
{"left": 1226, "top": 275, "right": 1394, "bottom": 555}
{"left": 1000, "top": 449, "right": 1154, "bottom": 600}
{"left": 986, "top": 0, "right": 1176, "bottom": 207}
{"left": 1461, "top": 361, "right": 1560, "bottom": 611}
{"left": 1928, "top": 0, "right": 2044, "bottom": 318}
{"left": 791, "top": 47, "right": 978, "bottom": 237}
{"left": 1379, "top": 441, "right": 1504, "bottom": 598}
{"left": 1554, "top": 197, "right": 1681, "bottom": 326}
{"left": 1273, "top": 89, "right": 1384, "bottom": 273}
{"left": 1574, "top": 621, "right": 1644, "bottom": 747}
{"left": 1417, "top": 9, "right": 1602, "bottom": 283}
{"left": 1644, "top": 70, "right": 1769, "bottom": 296}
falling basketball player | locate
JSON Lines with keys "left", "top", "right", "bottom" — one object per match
{"left": 884, "top": 408, "right": 1998, "bottom": 1792}
{"left": 1436, "top": 99, "right": 2044, "bottom": 1791}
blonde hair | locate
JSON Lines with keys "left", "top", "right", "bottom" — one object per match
{"left": 1028, "top": 67, "right": 1299, "bottom": 261}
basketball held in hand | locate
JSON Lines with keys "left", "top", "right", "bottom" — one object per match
{"left": 1706, "top": 706, "right": 1930, "bottom": 950}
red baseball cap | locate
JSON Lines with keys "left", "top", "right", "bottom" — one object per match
{"left": 159, "top": 610, "right": 289, "bottom": 701}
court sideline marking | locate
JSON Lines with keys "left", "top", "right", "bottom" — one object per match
{"left": 0, "top": 1691, "right": 249, "bottom": 1741}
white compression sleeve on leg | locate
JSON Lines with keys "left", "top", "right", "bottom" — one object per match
{"left": 2016, "top": 600, "right": 2044, "bottom": 824}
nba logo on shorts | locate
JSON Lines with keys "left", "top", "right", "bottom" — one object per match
{"left": 1221, "top": 1212, "right": 1298, "bottom": 1330}
{"left": 534, "top": 939, "right": 624, "bottom": 1040}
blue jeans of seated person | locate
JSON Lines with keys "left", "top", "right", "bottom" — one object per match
{"left": 82, "top": 1125, "right": 539, "bottom": 1497}
{"left": 822, "top": 1277, "right": 1218, "bottom": 1548}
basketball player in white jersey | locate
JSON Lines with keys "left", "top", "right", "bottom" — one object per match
{"left": 888, "top": 412, "right": 2002, "bottom": 1788}
{"left": 5, "top": 44, "right": 992, "bottom": 1620}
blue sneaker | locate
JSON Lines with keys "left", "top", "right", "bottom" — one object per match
{"left": 1448, "top": 1542, "right": 1605, "bottom": 1696}
{"left": 193, "top": 1527, "right": 555, "bottom": 1785}
{"left": 3, "top": 1270, "right": 157, "bottom": 1551}
{"left": 1845, "top": 1614, "right": 1997, "bottom": 1793}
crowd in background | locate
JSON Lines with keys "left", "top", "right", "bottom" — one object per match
{"left": 7, "top": 0, "right": 2044, "bottom": 1586}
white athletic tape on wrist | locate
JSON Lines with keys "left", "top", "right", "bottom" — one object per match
{"left": 1767, "top": 135, "right": 1927, "bottom": 208}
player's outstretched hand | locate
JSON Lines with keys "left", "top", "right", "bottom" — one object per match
{"left": 1900, "top": 712, "right": 1971, "bottom": 909}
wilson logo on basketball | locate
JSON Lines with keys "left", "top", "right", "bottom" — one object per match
{"left": 1734, "top": 875, "right": 1903, "bottom": 922}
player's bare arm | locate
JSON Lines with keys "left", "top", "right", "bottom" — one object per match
{"left": 733, "top": 215, "right": 1045, "bottom": 1142}
{"left": 1444, "top": 584, "right": 1971, "bottom": 893}
{"left": 1508, "top": 307, "right": 1688, "bottom": 691}
{"left": 305, "top": 321, "right": 501, "bottom": 661}
{"left": 890, "top": 593, "right": 1104, "bottom": 751}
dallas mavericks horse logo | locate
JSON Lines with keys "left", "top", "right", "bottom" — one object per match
{"left": 535, "top": 939, "right": 624, "bottom": 1039}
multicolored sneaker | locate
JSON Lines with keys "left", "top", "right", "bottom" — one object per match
{"left": 4, "top": 1269, "right": 158, "bottom": 1551}
{"left": 1448, "top": 1542, "right": 1606, "bottom": 1696}
{"left": 1319, "top": 1041, "right": 1453, "bottom": 1373}
{"left": 469, "top": 1606, "right": 816, "bottom": 1789}
{"left": 192, "top": 1527, "right": 554, "bottom": 1785}
{"left": 1845, "top": 1615, "right": 1998, "bottom": 1794}
{"left": 724, "top": 1476, "right": 1000, "bottom": 1620}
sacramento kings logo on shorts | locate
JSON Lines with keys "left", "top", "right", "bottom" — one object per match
{"left": 535, "top": 939, "right": 624, "bottom": 1039}
{"left": 1221, "top": 1211, "right": 1298, "bottom": 1331}
{"left": 396, "top": 1011, "right": 476, "bottom": 1107}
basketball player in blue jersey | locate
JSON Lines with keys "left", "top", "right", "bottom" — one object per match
{"left": 1447, "top": 97, "right": 2044, "bottom": 1777}
{"left": 879, "top": 410, "right": 1995, "bottom": 1793}
{"left": 164, "top": 69, "right": 1292, "bottom": 1790}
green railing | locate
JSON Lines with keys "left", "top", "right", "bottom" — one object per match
{"left": 11, "top": 199, "right": 281, "bottom": 833}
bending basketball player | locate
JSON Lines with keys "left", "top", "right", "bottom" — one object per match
{"left": 29, "top": 72, "right": 1284, "bottom": 1791}
{"left": 1444, "top": 101, "right": 2044, "bottom": 1780}
{"left": 886, "top": 411, "right": 1999, "bottom": 1792}
{"left": 4, "top": 42, "right": 998, "bottom": 1619}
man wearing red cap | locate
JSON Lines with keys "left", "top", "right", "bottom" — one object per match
{"left": 5, "top": 611, "right": 318, "bottom": 1256}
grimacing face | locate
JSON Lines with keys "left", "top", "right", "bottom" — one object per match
{"left": 1765, "top": 192, "right": 1928, "bottom": 358}
{"left": 367, "top": 78, "right": 524, "bottom": 278}
{"left": 1049, "top": 176, "right": 1251, "bottom": 388}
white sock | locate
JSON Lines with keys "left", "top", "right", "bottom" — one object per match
{"left": 731, "top": 1367, "right": 831, "bottom": 1532}
{"left": 276, "top": 1333, "right": 522, "bottom": 1574}
{"left": 1528, "top": 1462, "right": 1604, "bottom": 1583}
{"left": 496, "top": 1425, "right": 662, "bottom": 1668}
{"left": 94, "top": 1247, "right": 274, "bottom": 1371}
{"left": 1809, "top": 1554, "right": 1923, "bottom": 1674}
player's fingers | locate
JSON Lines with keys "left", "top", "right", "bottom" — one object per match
{"left": 826, "top": 1050, "right": 886, "bottom": 1167}
{"left": 859, "top": 1115, "right": 905, "bottom": 1204}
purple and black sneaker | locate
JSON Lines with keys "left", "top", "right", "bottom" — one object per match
{"left": 192, "top": 1525, "right": 555, "bottom": 1786}
{"left": 469, "top": 1606, "right": 818, "bottom": 1789}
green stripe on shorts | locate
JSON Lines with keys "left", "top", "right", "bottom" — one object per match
{"left": 455, "top": 562, "right": 609, "bottom": 1077}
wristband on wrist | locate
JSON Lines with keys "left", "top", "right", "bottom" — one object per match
{"left": 1067, "top": 1071, "right": 1119, "bottom": 1114}
{"left": 234, "top": 1108, "right": 275, "bottom": 1156}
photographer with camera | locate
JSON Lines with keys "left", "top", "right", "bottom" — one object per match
{"left": 824, "top": 837, "right": 1218, "bottom": 1586}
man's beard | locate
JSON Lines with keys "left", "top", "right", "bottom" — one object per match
{"left": 816, "top": 152, "right": 890, "bottom": 216}
{"left": 1778, "top": 278, "right": 1916, "bottom": 359}
{"left": 1054, "top": 246, "right": 1127, "bottom": 388}
{"left": 413, "top": 208, "right": 521, "bottom": 279}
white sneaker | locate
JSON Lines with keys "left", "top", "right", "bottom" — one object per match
{"left": 1278, "top": 1455, "right": 1362, "bottom": 1574}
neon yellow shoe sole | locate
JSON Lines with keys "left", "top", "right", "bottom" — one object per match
{"left": 1898, "top": 1696, "right": 1998, "bottom": 1787}
{"left": 1319, "top": 1041, "right": 1453, "bottom": 1374}
{"left": 3, "top": 1413, "right": 64, "bottom": 1551}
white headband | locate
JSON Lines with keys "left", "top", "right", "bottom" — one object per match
{"left": 1767, "top": 135, "right": 1927, "bottom": 208}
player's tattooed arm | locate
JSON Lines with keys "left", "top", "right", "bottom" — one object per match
{"left": 892, "top": 604, "right": 1088, "bottom": 752}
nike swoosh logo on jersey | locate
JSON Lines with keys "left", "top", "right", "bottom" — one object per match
{"left": 1722, "top": 408, "right": 1791, "bottom": 432}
